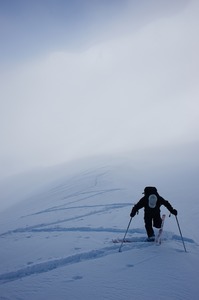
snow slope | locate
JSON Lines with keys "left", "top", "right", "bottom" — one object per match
{"left": 0, "top": 156, "right": 198, "bottom": 300}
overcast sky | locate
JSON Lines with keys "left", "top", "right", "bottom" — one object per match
{"left": 0, "top": 0, "right": 199, "bottom": 180}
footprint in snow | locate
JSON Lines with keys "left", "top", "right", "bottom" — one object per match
{"left": 126, "top": 264, "right": 134, "bottom": 268}
{"left": 66, "top": 275, "right": 83, "bottom": 283}
{"left": 72, "top": 275, "right": 83, "bottom": 280}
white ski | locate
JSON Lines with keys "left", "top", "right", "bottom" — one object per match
{"left": 155, "top": 214, "right": 166, "bottom": 245}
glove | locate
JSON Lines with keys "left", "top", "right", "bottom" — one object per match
{"left": 171, "top": 209, "right": 178, "bottom": 216}
{"left": 130, "top": 208, "right": 137, "bottom": 218}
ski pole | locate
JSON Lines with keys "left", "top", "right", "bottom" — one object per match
{"left": 119, "top": 217, "right": 132, "bottom": 252}
{"left": 175, "top": 216, "right": 187, "bottom": 252}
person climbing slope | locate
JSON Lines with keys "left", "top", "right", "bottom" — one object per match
{"left": 130, "top": 186, "right": 177, "bottom": 241}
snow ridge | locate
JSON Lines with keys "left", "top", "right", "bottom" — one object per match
{"left": 0, "top": 164, "right": 199, "bottom": 300}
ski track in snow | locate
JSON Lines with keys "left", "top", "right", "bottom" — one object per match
{"left": 0, "top": 245, "right": 120, "bottom": 284}
{"left": 28, "top": 188, "right": 124, "bottom": 216}
{"left": 0, "top": 237, "right": 184, "bottom": 284}
{"left": 0, "top": 228, "right": 195, "bottom": 284}
{"left": 0, "top": 202, "right": 132, "bottom": 237}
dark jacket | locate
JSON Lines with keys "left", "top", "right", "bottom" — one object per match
{"left": 131, "top": 187, "right": 177, "bottom": 217}
{"left": 132, "top": 194, "right": 174, "bottom": 216}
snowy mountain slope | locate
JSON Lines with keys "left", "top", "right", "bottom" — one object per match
{"left": 0, "top": 157, "right": 199, "bottom": 300}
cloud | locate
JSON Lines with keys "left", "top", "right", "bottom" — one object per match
{"left": 0, "top": 0, "right": 189, "bottom": 63}
{"left": 0, "top": 0, "right": 199, "bottom": 179}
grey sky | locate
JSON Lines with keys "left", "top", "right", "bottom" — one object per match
{"left": 0, "top": 0, "right": 199, "bottom": 180}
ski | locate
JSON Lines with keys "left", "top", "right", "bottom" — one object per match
{"left": 155, "top": 214, "right": 166, "bottom": 245}
{"left": 112, "top": 238, "right": 134, "bottom": 244}
{"left": 113, "top": 238, "right": 132, "bottom": 243}
{"left": 112, "top": 237, "right": 151, "bottom": 243}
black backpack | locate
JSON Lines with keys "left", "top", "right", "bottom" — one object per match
{"left": 143, "top": 186, "right": 157, "bottom": 195}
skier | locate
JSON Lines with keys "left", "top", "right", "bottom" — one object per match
{"left": 130, "top": 186, "right": 177, "bottom": 241}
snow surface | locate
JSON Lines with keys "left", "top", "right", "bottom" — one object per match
{"left": 0, "top": 157, "right": 199, "bottom": 300}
